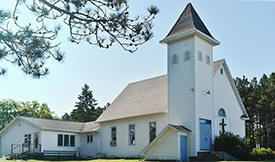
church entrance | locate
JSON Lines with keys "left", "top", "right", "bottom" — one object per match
{"left": 200, "top": 119, "right": 211, "bottom": 150}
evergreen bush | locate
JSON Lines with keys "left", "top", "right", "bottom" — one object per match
{"left": 213, "top": 132, "right": 249, "bottom": 160}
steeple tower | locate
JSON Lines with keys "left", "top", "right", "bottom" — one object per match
{"left": 161, "top": 3, "right": 219, "bottom": 156}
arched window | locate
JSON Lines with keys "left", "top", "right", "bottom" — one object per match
{"left": 220, "top": 68, "right": 224, "bottom": 74}
{"left": 218, "top": 108, "right": 226, "bottom": 117}
{"left": 172, "top": 54, "right": 178, "bottom": 64}
{"left": 184, "top": 51, "right": 191, "bottom": 61}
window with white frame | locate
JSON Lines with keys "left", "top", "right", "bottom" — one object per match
{"left": 24, "top": 134, "right": 31, "bottom": 145}
{"left": 129, "top": 124, "right": 135, "bottom": 145}
{"left": 34, "top": 132, "right": 39, "bottom": 148}
{"left": 110, "top": 127, "right": 117, "bottom": 146}
{"left": 149, "top": 122, "right": 156, "bottom": 143}
{"left": 70, "top": 135, "right": 75, "bottom": 146}
{"left": 57, "top": 134, "right": 75, "bottom": 147}
{"left": 111, "top": 127, "right": 116, "bottom": 142}
{"left": 220, "top": 68, "right": 224, "bottom": 74}
{"left": 87, "top": 135, "right": 93, "bottom": 143}
{"left": 218, "top": 108, "right": 226, "bottom": 117}
{"left": 57, "top": 134, "right": 63, "bottom": 146}
{"left": 64, "top": 135, "right": 69, "bottom": 146}
{"left": 90, "top": 135, "right": 93, "bottom": 143}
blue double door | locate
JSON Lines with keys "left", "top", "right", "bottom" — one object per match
{"left": 200, "top": 119, "right": 212, "bottom": 150}
{"left": 180, "top": 135, "right": 187, "bottom": 161}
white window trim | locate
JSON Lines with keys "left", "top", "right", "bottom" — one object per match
{"left": 129, "top": 124, "right": 136, "bottom": 145}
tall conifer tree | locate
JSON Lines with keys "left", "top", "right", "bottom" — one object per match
{"left": 70, "top": 84, "right": 99, "bottom": 122}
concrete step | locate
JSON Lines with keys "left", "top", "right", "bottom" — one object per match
{"left": 190, "top": 152, "right": 222, "bottom": 161}
{"left": 212, "top": 151, "right": 238, "bottom": 161}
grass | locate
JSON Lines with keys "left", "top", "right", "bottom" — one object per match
{"left": 1, "top": 158, "right": 275, "bottom": 162}
{"left": 0, "top": 159, "right": 144, "bottom": 162}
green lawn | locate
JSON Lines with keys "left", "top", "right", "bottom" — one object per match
{"left": 0, "top": 159, "right": 144, "bottom": 162}
{"left": 1, "top": 159, "right": 275, "bottom": 162}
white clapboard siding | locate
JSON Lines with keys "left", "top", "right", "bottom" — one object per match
{"left": 79, "top": 132, "right": 100, "bottom": 158}
{"left": 0, "top": 120, "right": 39, "bottom": 157}
{"left": 213, "top": 64, "right": 246, "bottom": 138}
{"left": 40, "top": 130, "right": 80, "bottom": 152}
{"left": 144, "top": 129, "right": 178, "bottom": 160}
{"left": 167, "top": 37, "right": 197, "bottom": 156}
{"left": 97, "top": 114, "right": 168, "bottom": 158}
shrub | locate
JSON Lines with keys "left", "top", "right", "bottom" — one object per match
{"left": 213, "top": 132, "right": 249, "bottom": 160}
{"left": 250, "top": 148, "right": 275, "bottom": 160}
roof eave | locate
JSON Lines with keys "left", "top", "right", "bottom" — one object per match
{"left": 241, "top": 117, "right": 250, "bottom": 121}
{"left": 80, "top": 128, "right": 100, "bottom": 133}
{"left": 0, "top": 117, "right": 19, "bottom": 135}
{"left": 40, "top": 128, "right": 81, "bottom": 133}
{"left": 222, "top": 61, "right": 250, "bottom": 119}
{"left": 96, "top": 112, "right": 167, "bottom": 123}
{"left": 160, "top": 29, "right": 220, "bottom": 46}
{"left": 213, "top": 59, "right": 225, "bottom": 76}
{"left": 0, "top": 116, "right": 44, "bottom": 136}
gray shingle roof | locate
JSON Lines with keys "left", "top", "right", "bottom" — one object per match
{"left": 82, "top": 121, "right": 100, "bottom": 133}
{"left": 165, "top": 3, "right": 214, "bottom": 40}
{"left": 96, "top": 60, "right": 224, "bottom": 123}
{"left": 169, "top": 124, "right": 191, "bottom": 133}
{"left": 19, "top": 116, "right": 99, "bottom": 133}
{"left": 213, "top": 59, "right": 225, "bottom": 74}
{"left": 96, "top": 75, "right": 168, "bottom": 122}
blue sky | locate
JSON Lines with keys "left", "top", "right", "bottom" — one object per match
{"left": 0, "top": 0, "right": 275, "bottom": 116}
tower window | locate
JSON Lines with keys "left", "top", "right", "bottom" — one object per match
{"left": 220, "top": 68, "right": 224, "bottom": 74}
{"left": 172, "top": 55, "right": 178, "bottom": 64}
{"left": 206, "top": 55, "right": 210, "bottom": 65}
{"left": 184, "top": 51, "right": 191, "bottom": 61}
{"left": 198, "top": 51, "right": 202, "bottom": 61}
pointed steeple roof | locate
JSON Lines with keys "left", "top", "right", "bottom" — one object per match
{"left": 164, "top": 3, "right": 215, "bottom": 40}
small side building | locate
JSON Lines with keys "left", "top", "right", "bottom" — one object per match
{"left": 141, "top": 124, "right": 191, "bottom": 161}
{"left": 0, "top": 116, "right": 99, "bottom": 158}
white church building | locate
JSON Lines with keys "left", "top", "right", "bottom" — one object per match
{"left": 0, "top": 3, "right": 249, "bottom": 161}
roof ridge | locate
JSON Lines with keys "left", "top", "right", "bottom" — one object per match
{"left": 189, "top": 4, "right": 213, "bottom": 39}
{"left": 189, "top": 3, "right": 196, "bottom": 29}
{"left": 18, "top": 116, "right": 94, "bottom": 124}
{"left": 215, "top": 58, "right": 225, "bottom": 62}
{"left": 129, "top": 74, "right": 166, "bottom": 85}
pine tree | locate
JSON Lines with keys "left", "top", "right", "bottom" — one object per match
{"left": 235, "top": 73, "right": 275, "bottom": 150}
{"left": 70, "top": 84, "right": 99, "bottom": 122}
{"left": 62, "top": 113, "right": 71, "bottom": 121}
{"left": 0, "top": 0, "right": 158, "bottom": 78}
